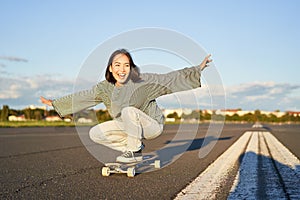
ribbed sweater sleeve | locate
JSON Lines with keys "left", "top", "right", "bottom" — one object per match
{"left": 52, "top": 84, "right": 104, "bottom": 117}
{"left": 142, "top": 66, "right": 201, "bottom": 100}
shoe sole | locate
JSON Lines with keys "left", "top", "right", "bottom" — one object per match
{"left": 116, "top": 156, "right": 143, "bottom": 163}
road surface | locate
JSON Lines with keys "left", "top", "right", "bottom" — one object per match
{"left": 1, "top": 123, "right": 299, "bottom": 199}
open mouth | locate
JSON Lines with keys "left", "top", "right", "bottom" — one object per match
{"left": 118, "top": 73, "right": 127, "bottom": 79}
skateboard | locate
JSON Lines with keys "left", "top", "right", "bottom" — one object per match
{"left": 101, "top": 155, "right": 161, "bottom": 177}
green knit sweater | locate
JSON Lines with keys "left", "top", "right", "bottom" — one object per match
{"left": 52, "top": 66, "right": 201, "bottom": 124}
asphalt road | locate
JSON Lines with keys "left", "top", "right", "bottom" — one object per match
{"left": 0, "top": 123, "right": 299, "bottom": 199}
{"left": 267, "top": 124, "right": 300, "bottom": 159}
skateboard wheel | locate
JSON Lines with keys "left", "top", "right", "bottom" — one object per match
{"left": 102, "top": 167, "right": 110, "bottom": 176}
{"left": 127, "top": 167, "right": 135, "bottom": 177}
{"left": 154, "top": 160, "right": 161, "bottom": 168}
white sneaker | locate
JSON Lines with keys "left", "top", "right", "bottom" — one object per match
{"left": 116, "top": 150, "right": 143, "bottom": 163}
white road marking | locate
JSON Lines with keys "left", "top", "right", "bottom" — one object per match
{"left": 228, "top": 131, "right": 259, "bottom": 199}
{"left": 264, "top": 131, "right": 300, "bottom": 199}
{"left": 175, "top": 131, "right": 300, "bottom": 200}
{"left": 258, "top": 132, "right": 286, "bottom": 199}
{"left": 175, "top": 132, "right": 252, "bottom": 200}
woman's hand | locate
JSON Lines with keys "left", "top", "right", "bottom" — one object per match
{"left": 40, "top": 96, "right": 53, "bottom": 106}
{"left": 200, "top": 54, "right": 212, "bottom": 71}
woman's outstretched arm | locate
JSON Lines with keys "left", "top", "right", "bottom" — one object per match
{"left": 39, "top": 82, "right": 105, "bottom": 117}
{"left": 140, "top": 54, "right": 213, "bottom": 99}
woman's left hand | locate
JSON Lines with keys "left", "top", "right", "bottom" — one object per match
{"left": 200, "top": 54, "right": 212, "bottom": 71}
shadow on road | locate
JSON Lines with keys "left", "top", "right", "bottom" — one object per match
{"left": 228, "top": 151, "right": 300, "bottom": 199}
{"left": 156, "top": 135, "right": 232, "bottom": 168}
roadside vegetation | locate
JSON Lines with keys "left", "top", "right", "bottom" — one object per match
{"left": 0, "top": 121, "right": 76, "bottom": 127}
{"left": 0, "top": 105, "right": 299, "bottom": 127}
{"left": 166, "top": 109, "right": 300, "bottom": 124}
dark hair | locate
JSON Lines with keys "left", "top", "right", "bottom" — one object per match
{"left": 105, "top": 49, "right": 140, "bottom": 84}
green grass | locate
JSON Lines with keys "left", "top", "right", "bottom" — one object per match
{"left": 0, "top": 121, "right": 77, "bottom": 127}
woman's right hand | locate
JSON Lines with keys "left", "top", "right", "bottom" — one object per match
{"left": 40, "top": 96, "right": 53, "bottom": 106}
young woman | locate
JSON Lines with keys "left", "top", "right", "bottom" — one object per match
{"left": 40, "top": 49, "right": 212, "bottom": 163}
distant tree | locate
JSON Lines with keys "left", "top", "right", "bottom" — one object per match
{"left": 191, "top": 110, "right": 201, "bottom": 120}
{"left": 34, "top": 110, "right": 43, "bottom": 120}
{"left": 280, "top": 113, "right": 289, "bottom": 122}
{"left": 212, "top": 114, "right": 225, "bottom": 121}
{"left": 23, "top": 108, "right": 44, "bottom": 120}
{"left": 23, "top": 108, "right": 33, "bottom": 120}
{"left": 242, "top": 113, "right": 256, "bottom": 122}
{"left": 201, "top": 112, "right": 211, "bottom": 121}
{"left": 260, "top": 114, "right": 269, "bottom": 122}
{"left": 295, "top": 115, "right": 300, "bottom": 122}
{"left": 23, "top": 108, "right": 31, "bottom": 120}
{"left": 289, "top": 114, "right": 299, "bottom": 122}
{"left": 48, "top": 109, "right": 58, "bottom": 116}
{"left": 182, "top": 110, "right": 200, "bottom": 120}
{"left": 96, "top": 109, "right": 112, "bottom": 122}
{"left": 268, "top": 113, "right": 278, "bottom": 123}
{"left": 227, "top": 113, "right": 240, "bottom": 121}
{"left": 167, "top": 112, "right": 180, "bottom": 120}
{"left": 253, "top": 110, "right": 263, "bottom": 122}
{"left": 1, "top": 105, "right": 9, "bottom": 121}
{"left": 9, "top": 109, "right": 21, "bottom": 116}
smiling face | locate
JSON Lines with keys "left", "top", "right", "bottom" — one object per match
{"left": 109, "top": 53, "right": 131, "bottom": 87}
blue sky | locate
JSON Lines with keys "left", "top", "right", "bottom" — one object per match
{"left": 0, "top": 0, "right": 299, "bottom": 111}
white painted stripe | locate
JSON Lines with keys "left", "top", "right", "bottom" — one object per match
{"left": 228, "top": 131, "right": 259, "bottom": 199}
{"left": 258, "top": 132, "right": 287, "bottom": 199}
{"left": 264, "top": 132, "right": 300, "bottom": 199}
{"left": 175, "top": 131, "right": 252, "bottom": 200}
{"left": 175, "top": 131, "right": 300, "bottom": 199}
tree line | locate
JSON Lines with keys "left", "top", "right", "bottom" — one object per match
{"left": 1, "top": 105, "right": 299, "bottom": 123}
{"left": 168, "top": 109, "right": 300, "bottom": 123}
{"left": 0, "top": 105, "right": 111, "bottom": 122}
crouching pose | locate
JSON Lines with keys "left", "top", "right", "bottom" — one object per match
{"left": 41, "top": 49, "right": 211, "bottom": 163}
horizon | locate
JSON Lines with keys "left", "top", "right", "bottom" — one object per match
{"left": 1, "top": 104, "right": 298, "bottom": 113}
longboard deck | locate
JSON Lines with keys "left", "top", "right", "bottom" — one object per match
{"left": 102, "top": 155, "right": 161, "bottom": 177}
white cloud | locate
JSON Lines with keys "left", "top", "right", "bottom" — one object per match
{"left": 0, "top": 56, "right": 28, "bottom": 62}
{"left": 1, "top": 74, "right": 299, "bottom": 112}
{"left": 225, "top": 82, "right": 300, "bottom": 111}
{"left": 228, "top": 81, "right": 299, "bottom": 97}
{"left": 0, "top": 84, "right": 21, "bottom": 99}
{"left": 158, "top": 85, "right": 226, "bottom": 110}
{"left": 0, "top": 74, "right": 75, "bottom": 108}
{"left": 158, "top": 81, "right": 300, "bottom": 111}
